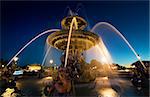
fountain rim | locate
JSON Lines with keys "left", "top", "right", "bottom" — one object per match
{"left": 46, "top": 30, "right": 101, "bottom": 51}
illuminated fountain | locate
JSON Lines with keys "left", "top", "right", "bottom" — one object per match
{"left": 6, "top": 11, "right": 146, "bottom": 71}
{"left": 6, "top": 11, "right": 146, "bottom": 75}
{"left": 46, "top": 16, "right": 101, "bottom": 67}
{"left": 5, "top": 9, "right": 147, "bottom": 97}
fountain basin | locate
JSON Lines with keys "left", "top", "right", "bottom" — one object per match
{"left": 47, "top": 30, "right": 100, "bottom": 51}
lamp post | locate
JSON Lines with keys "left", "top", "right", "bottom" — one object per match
{"left": 49, "top": 59, "right": 53, "bottom": 66}
{"left": 13, "top": 57, "right": 19, "bottom": 64}
{"left": 13, "top": 57, "right": 19, "bottom": 62}
{"left": 2, "top": 65, "right": 4, "bottom": 68}
{"left": 12, "top": 57, "right": 19, "bottom": 70}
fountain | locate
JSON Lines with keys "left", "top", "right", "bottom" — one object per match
{"left": 6, "top": 9, "right": 146, "bottom": 80}
{"left": 41, "top": 46, "right": 52, "bottom": 66}
{"left": 5, "top": 8, "right": 147, "bottom": 97}
{"left": 6, "top": 10, "right": 146, "bottom": 74}
{"left": 46, "top": 16, "right": 101, "bottom": 68}
{"left": 91, "top": 22, "right": 146, "bottom": 70}
{"left": 6, "top": 8, "right": 146, "bottom": 70}
{"left": 7, "top": 29, "right": 60, "bottom": 66}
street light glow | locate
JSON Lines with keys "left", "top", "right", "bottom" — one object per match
{"left": 2, "top": 65, "right": 4, "bottom": 68}
{"left": 13, "top": 57, "right": 19, "bottom": 62}
{"left": 49, "top": 59, "right": 53, "bottom": 64}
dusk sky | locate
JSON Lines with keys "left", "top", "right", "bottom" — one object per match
{"left": 1, "top": 1, "right": 149, "bottom": 66}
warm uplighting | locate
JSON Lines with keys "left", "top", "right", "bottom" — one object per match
{"left": 45, "top": 76, "right": 53, "bottom": 80}
{"left": 1, "top": 88, "right": 15, "bottom": 97}
{"left": 101, "top": 57, "right": 107, "bottom": 64}
{"left": 125, "top": 69, "right": 130, "bottom": 72}
{"left": 111, "top": 66, "right": 117, "bottom": 70}
{"left": 92, "top": 66, "right": 97, "bottom": 70}
{"left": 101, "top": 76, "right": 108, "bottom": 80}
{"left": 98, "top": 88, "right": 119, "bottom": 97}
{"left": 131, "top": 65, "right": 136, "bottom": 68}
{"left": 42, "top": 76, "right": 53, "bottom": 85}
{"left": 27, "top": 65, "right": 41, "bottom": 72}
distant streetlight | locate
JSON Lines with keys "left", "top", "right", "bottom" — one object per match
{"left": 13, "top": 57, "right": 19, "bottom": 62}
{"left": 2, "top": 65, "right": 4, "bottom": 68}
{"left": 49, "top": 59, "right": 53, "bottom": 64}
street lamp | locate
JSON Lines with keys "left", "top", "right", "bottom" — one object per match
{"left": 2, "top": 65, "right": 4, "bottom": 68}
{"left": 13, "top": 57, "right": 19, "bottom": 65}
{"left": 49, "top": 59, "right": 53, "bottom": 64}
{"left": 13, "top": 57, "right": 19, "bottom": 62}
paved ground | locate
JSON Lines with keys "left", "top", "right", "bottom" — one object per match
{"left": 1, "top": 75, "right": 149, "bottom": 97}
{"left": 95, "top": 77, "right": 149, "bottom": 97}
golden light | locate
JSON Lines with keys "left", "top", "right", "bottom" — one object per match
{"left": 125, "top": 69, "right": 130, "bottom": 72}
{"left": 111, "top": 66, "right": 117, "bottom": 70}
{"left": 131, "top": 65, "right": 136, "bottom": 68}
{"left": 42, "top": 76, "right": 53, "bottom": 85}
{"left": 45, "top": 76, "right": 53, "bottom": 80}
{"left": 98, "top": 88, "right": 119, "bottom": 97}
{"left": 101, "top": 57, "right": 107, "bottom": 64}
{"left": 1, "top": 88, "right": 15, "bottom": 97}
{"left": 27, "top": 65, "right": 41, "bottom": 71}
{"left": 92, "top": 66, "right": 97, "bottom": 70}
{"left": 101, "top": 76, "right": 108, "bottom": 80}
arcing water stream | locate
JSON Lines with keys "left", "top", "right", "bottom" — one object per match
{"left": 91, "top": 22, "right": 146, "bottom": 70}
{"left": 41, "top": 46, "right": 52, "bottom": 66}
{"left": 7, "top": 29, "right": 60, "bottom": 66}
{"left": 64, "top": 17, "right": 78, "bottom": 67}
{"left": 96, "top": 38, "right": 113, "bottom": 65}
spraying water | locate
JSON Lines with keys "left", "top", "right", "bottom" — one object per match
{"left": 95, "top": 39, "right": 113, "bottom": 76}
{"left": 91, "top": 22, "right": 146, "bottom": 70}
{"left": 64, "top": 17, "right": 78, "bottom": 67}
{"left": 41, "top": 46, "right": 52, "bottom": 66}
{"left": 7, "top": 29, "right": 60, "bottom": 66}
{"left": 96, "top": 38, "right": 113, "bottom": 64}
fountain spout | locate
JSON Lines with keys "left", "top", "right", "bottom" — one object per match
{"left": 64, "top": 17, "right": 78, "bottom": 67}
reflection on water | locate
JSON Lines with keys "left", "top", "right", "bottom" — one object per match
{"left": 37, "top": 76, "right": 53, "bottom": 86}
{"left": 2, "top": 76, "right": 147, "bottom": 97}
{"left": 95, "top": 77, "right": 120, "bottom": 97}
{"left": 98, "top": 88, "right": 119, "bottom": 97}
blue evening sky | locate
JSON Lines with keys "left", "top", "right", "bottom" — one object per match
{"left": 1, "top": 1, "right": 149, "bottom": 66}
